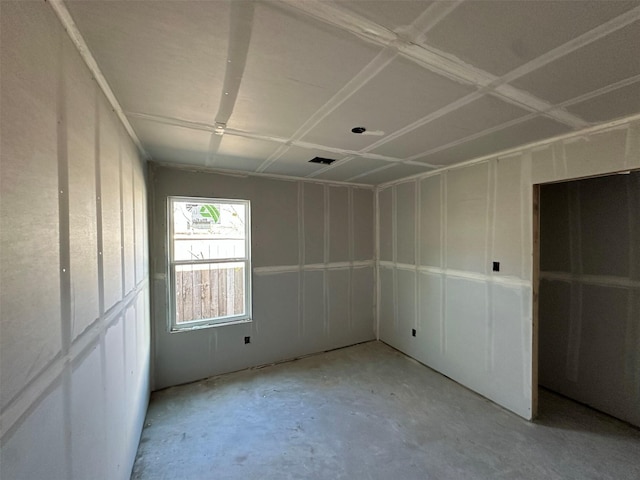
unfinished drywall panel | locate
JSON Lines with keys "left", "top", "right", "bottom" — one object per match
{"left": 105, "top": 317, "right": 127, "bottom": 480}
{"left": 378, "top": 187, "right": 393, "bottom": 262}
{"left": 579, "top": 285, "right": 635, "bottom": 422}
{"left": 329, "top": 186, "right": 350, "bottom": 263}
{"left": 66, "top": 41, "right": 99, "bottom": 340}
{"left": 328, "top": 269, "right": 351, "bottom": 348}
{"left": 0, "top": 384, "right": 67, "bottom": 479}
{"left": 493, "top": 156, "right": 527, "bottom": 279}
{"left": 417, "top": 272, "right": 443, "bottom": 370}
{"left": 122, "top": 150, "right": 136, "bottom": 295}
{"left": 351, "top": 267, "right": 375, "bottom": 342}
{"left": 253, "top": 272, "right": 303, "bottom": 365}
{"left": 395, "top": 269, "right": 417, "bottom": 356}
{"left": 134, "top": 162, "right": 146, "bottom": 284}
{"left": 252, "top": 178, "right": 299, "bottom": 268}
{"left": 444, "top": 277, "right": 488, "bottom": 384}
{"left": 0, "top": 1, "right": 62, "bottom": 410}
{"left": 303, "top": 183, "right": 325, "bottom": 265}
{"left": 100, "top": 102, "right": 123, "bottom": 312}
{"left": 303, "top": 270, "right": 327, "bottom": 352}
{"left": 71, "top": 346, "right": 106, "bottom": 479}
{"left": 378, "top": 267, "right": 396, "bottom": 343}
{"left": 377, "top": 115, "right": 639, "bottom": 421}
{"left": 538, "top": 279, "right": 571, "bottom": 390}
{"left": 489, "top": 283, "right": 530, "bottom": 417}
{"left": 446, "top": 163, "right": 489, "bottom": 274}
{"left": 352, "top": 188, "right": 374, "bottom": 261}
{"left": 1, "top": 4, "right": 150, "bottom": 478}
{"left": 396, "top": 182, "right": 416, "bottom": 265}
{"left": 149, "top": 166, "right": 374, "bottom": 389}
{"left": 580, "top": 175, "right": 631, "bottom": 276}
{"left": 419, "top": 175, "right": 442, "bottom": 267}
{"left": 563, "top": 128, "right": 629, "bottom": 180}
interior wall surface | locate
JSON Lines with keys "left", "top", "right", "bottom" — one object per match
{"left": 539, "top": 172, "right": 640, "bottom": 427}
{"left": 0, "top": 3, "right": 151, "bottom": 479}
{"left": 376, "top": 118, "right": 640, "bottom": 419}
{"left": 150, "top": 166, "right": 375, "bottom": 389}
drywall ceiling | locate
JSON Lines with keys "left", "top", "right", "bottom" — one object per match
{"left": 63, "top": 0, "right": 640, "bottom": 185}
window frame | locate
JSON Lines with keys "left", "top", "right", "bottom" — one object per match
{"left": 167, "top": 195, "right": 252, "bottom": 332}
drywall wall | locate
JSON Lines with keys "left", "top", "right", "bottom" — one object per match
{"left": 376, "top": 117, "right": 640, "bottom": 419}
{"left": 0, "top": 2, "right": 150, "bottom": 479}
{"left": 539, "top": 172, "right": 640, "bottom": 426}
{"left": 150, "top": 166, "right": 375, "bottom": 389}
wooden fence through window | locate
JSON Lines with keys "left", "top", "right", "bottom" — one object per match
{"left": 176, "top": 265, "right": 244, "bottom": 323}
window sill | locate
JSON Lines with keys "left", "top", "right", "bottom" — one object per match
{"left": 170, "top": 317, "right": 252, "bottom": 333}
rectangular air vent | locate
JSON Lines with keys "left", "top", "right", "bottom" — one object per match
{"left": 309, "top": 156, "right": 336, "bottom": 165}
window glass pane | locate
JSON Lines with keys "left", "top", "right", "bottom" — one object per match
{"left": 172, "top": 201, "right": 246, "bottom": 261}
{"left": 175, "top": 262, "right": 245, "bottom": 324}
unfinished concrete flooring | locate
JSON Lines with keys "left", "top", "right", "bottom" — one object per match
{"left": 132, "top": 341, "right": 640, "bottom": 479}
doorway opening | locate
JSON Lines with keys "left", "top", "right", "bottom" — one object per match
{"left": 533, "top": 170, "right": 639, "bottom": 427}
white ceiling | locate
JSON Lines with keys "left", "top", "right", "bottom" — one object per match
{"left": 64, "top": 0, "right": 640, "bottom": 185}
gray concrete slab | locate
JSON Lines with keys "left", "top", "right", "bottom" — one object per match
{"left": 132, "top": 341, "right": 640, "bottom": 480}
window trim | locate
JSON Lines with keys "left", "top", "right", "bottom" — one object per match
{"left": 167, "top": 196, "right": 252, "bottom": 332}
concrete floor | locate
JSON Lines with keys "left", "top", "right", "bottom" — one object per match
{"left": 132, "top": 341, "right": 640, "bottom": 480}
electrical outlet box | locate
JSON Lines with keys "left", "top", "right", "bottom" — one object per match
{"left": 244, "top": 336, "right": 250, "bottom": 344}
{"left": 412, "top": 328, "right": 416, "bottom": 337}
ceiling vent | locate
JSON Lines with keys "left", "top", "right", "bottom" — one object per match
{"left": 309, "top": 156, "right": 336, "bottom": 165}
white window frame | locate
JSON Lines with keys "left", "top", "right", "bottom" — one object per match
{"left": 167, "top": 196, "right": 252, "bottom": 331}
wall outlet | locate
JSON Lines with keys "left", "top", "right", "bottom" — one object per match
{"left": 412, "top": 329, "right": 416, "bottom": 337}
{"left": 493, "top": 261, "right": 500, "bottom": 272}
{"left": 244, "top": 336, "right": 251, "bottom": 344}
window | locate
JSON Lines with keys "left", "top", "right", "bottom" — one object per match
{"left": 168, "top": 196, "right": 251, "bottom": 331}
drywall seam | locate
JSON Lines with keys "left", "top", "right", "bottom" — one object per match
{"left": 520, "top": 151, "right": 533, "bottom": 402}
{"left": 560, "top": 75, "right": 640, "bottom": 110}
{"left": 362, "top": 91, "right": 483, "bottom": 154}
{"left": 348, "top": 188, "right": 354, "bottom": 331}
{"left": 499, "top": 6, "right": 640, "bottom": 85}
{"left": 540, "top": 272, "right": 640, "bottom": 289}
{"left": 56, "top": 39, "right": 73, "bottom": 478}
{"left": 377, "top": 113, "right": 640, "bottom": 188}
{"left": 405, "top": 112, "right": 537, "bottom": 162}
{"left": 151, "top": 160, "right": 376, "bottom": 189}
{"left": 412, "top": 0, "right": 463, "bottom": 42}
{"left": 379, "top": 261, "right": 531, "bottom": 287}
{"left": 375, "top": 186, "right": 381, "bottom": 340}
{"left": 486, "top": 160, "right": 497, "bottom": 372}
{"left": 414, "top": 180, "right": 420, "bottom": 332}
{"left": 347, "top": 162, "right": 396, "bottom": 182}
{"left": 48, "top": 0, "right": 148, "bottom": 159}
{"left": 298, "top": 183, "right": 305, "bottom": 337}
{"left": 0, "top": 281, "right": 148, "bottom": 441}
{"left": 256, "top": 47, "right": 398, "bottom": 172}
{"left": 441, "top": 172, "right": 448, "bottom": 354}
{"left": 392, "top": 187, "right": 399, "bottom": 331}
{"left": 324, "top": 185, "right": 330, "bottom": 337}
{"left": 520, "top": 152, "right": 532, "bottom": 280}
{"left": 119, "top": 140, "right": 126, "bottom": 300}
{"left": 251, "top": 261, "right": 374, "bottom": 275}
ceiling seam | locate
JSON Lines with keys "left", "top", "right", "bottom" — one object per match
{"left": 254, "top": 47, "right": 398, "bottom": 173}
{"left": 497, "top": 6, "right": 640, "bottom": 85}
{"left": 377, "top": 112, "right": 640, "bottom": 189}
{"left": 556, "top": 74, "right": 640, "bottom": 109}
{"left": 284, "top": 0, "right": 463, "bottom": 180}
{"left": 48, "top": 0, "right": 150, "bottom": 160}
{"left": 206, "top": 0, "right": 255, "bottom": 167}
{"left": 405, "top": 75, "right": 640, "bottom": 163}
{"left": 279, "top": 0, "right": 636, "bottom": 152}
